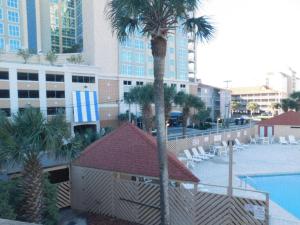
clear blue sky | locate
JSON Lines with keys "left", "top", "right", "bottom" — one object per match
{"left": 196, "top": 0, "right": 300, "bottom": 88}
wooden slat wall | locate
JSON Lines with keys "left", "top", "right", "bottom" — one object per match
{"left": 56, "top": 181, "right": 70, "bottom": 208}
{"left": 71, "top": 167, "right": 269, "bottom": 225}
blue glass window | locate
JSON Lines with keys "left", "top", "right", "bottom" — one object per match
{"left": 0, "top": 38, "right": 4, "bottom": 49}
{"left": 7, "top": 0, "right": 18, "bottom": 8}
{"left": 8, "top": 24, "right": 19, "bottom": 36}
{"left": 0, "top": 8, "right": 3, "bottom": 19}
{"left": 8, "top": 11, "right": 19, "bottom": 22}
{"left": 9, "top": 39, "right": 20, "bottom": 51}
{"left": 0, "top": 23, "right": 3, "bottom": 34}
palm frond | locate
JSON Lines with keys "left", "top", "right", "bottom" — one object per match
{"left": 183, "top": 16, "right": 215, "bottom": 41}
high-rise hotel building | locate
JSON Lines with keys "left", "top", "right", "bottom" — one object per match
{"left": 0, "top": 0, "right": 197, "bottom": 132}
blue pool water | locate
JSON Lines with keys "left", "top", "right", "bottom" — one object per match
{"left": 241, "top": 173, "right": 300, "bottom": 219}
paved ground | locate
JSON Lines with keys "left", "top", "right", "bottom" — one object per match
{"left": 188, "top": 143, "right": 300, "bottom": 224}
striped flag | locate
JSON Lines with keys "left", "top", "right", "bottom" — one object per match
{"left": 72, "top": 91, "right": 100, "bottom": 123}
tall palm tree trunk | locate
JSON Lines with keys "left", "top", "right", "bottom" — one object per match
{"left": 142, "top": 105, "right": 153, "bottom": 133}
{"left": 21, "top": 156, "right": 43, "bottom": 223}
{"left": 151, "top": 36, "right": 170, "bottom": 225}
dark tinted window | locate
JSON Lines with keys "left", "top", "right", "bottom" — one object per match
{"left": 47, "top": 107, "right": 65, "bottom": 115}
{"left": 46, "top": 74, "right": 64, "bottom": 82}
{"left": 17, "top": 72, "right": 38, "bottom": 81}
{"left": 0, "top": 108, "right": 11, "bottom": 117}
{"left": 0, "top": 71, "right": 9, "bottom": 80}
{"left": 18, "top": 90, "right": 39, "bottom": 98}
{"left": 0, "top": 90, "right": 10, "bottom": 98}
{"left": 46, "top": 91, "right": 65, "bottom": 98}
{"left": 72, "top": 75, "right": 95, "bottom": 83}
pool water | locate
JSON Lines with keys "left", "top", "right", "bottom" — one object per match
{"left": 241, "top": 173, "right": 300, "bottom": 219}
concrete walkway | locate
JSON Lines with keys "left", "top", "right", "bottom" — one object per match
{"left": 190, "top": 143, "right": 300, "bottom": 224}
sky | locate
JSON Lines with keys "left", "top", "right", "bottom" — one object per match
{"left": 196, "top": 0, "right": 300, "bottom": 88}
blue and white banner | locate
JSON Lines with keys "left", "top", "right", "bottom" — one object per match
{"left": 73, "top": 91, "right": 100, "bottom": 123}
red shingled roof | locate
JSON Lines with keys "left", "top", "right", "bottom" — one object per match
{"left": 258, "top": 111, "right": 300, "bottom": 126}
{"left": 73, "top": 123, "right": 199, "bottom": 183}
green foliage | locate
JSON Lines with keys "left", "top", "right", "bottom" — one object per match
{"left": 118, "top": 111, "right": 136, "bottom": 122}
{"left": 66, "top": 54, "right": 84, "bottom": 64}
{"left": 17, "top": 49, "right": 32, "bottom": 64}
{"left": 164, "top": 86, "right": 176, "bottom": 120}
{"left": 105, "top": 0, "right": 214, "bottom": 42}
{"left": 0, "top": 176, "right": 58, "bottom": 225}
{"left": 45, "top": 51, "right": 58, "bottom": 65}
{"left": 281, "top": 98, "right": 298, "bottom": 112}
{"left": 246, "top": 102, "right": 259, "bottom": 114}
{"left": 231, "top": 101, "right": 241, "bottom": 112}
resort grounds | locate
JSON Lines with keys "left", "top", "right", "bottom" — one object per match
{"left": 187, "top": 143, "right": 300, "bottom": 225}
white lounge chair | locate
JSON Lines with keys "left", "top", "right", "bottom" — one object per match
{"left": 184, "top": 149, "right": 202, "bottom": 163}
{"left": 279, "top": 137, "right": 288, "bottom": 145}
{"left": 235, "top": 138, "right": 249, "bottom": 148}
{"left": 288, "top": 135, "right": 299, "bottom": 145}
{"left": 191, "top": 148, "right": 209, "bottom": 160}
{"left": 197, "top": 146, "right": 215, "bottom": 158}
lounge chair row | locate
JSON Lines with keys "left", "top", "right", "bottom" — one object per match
{"left": 279, "top": 135, "right": 300, "bottom": 145}
{"left": 251, "top": 135, "right": 300, "bottom": 145}
{"left": 184, "top": 146, "right": 215, "bottom": 164}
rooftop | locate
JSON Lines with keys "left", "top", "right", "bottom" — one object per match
{"left": 257, "top": 111, "right": 300, "bottom": 126}
{"left": 73, "top": 123, "right": 199, "bottom": 183}
{"left": 231, "top": 85, "right": 280, "bottom": 95}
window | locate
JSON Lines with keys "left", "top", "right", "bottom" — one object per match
{"left": 136, "top": 81, "right": 143, "bottom": 86}
{"left": 0, "top": 108, "right": 11, "bottom": 117}
{"left": 17, "top": 72, "right": 38, "bottom": 81}
{"left": 72, "top": 75, "right": 95, "bottom": 83}
{"left": 47, "top": 107, "right": 65, "bottom": 115}
{"left": 46, "top": 74, "right": 64, "bottom": 82}
{"left": 8, "top": 24, "right": 19, "bottom": 37}
{"left": 0, "top": 89, "right": 9, "bottom": 98}
{"left": 0, "top": 9, "right": 3, "bottom": 20}
{"left": 9, "top": 39, "right": 20, "bottom": 51}
{"left": 123, "top": 80, "right": 132, "bottom": 85}
{"left": 18, "top": 90, "right": 39, "bottom": 98}
{"left": 46, "top": 90, "right": 65, "bottom": 98}
{"left": 0, "top": 23, "right": 3, "bottom": 34}
{"left": 7, "top": 0, "right": 18, "bottom": 8}
{"left": 0, "top": 71, "right": 8, "bottom": 79}
{"left": 171, "top": 83, "right": 177, "bottom": 88}
{"left": 180, "top": 84, "right": 186, "bottom": 88}
{"left": 8, "top": 11, "right": 19, "bottom": 22}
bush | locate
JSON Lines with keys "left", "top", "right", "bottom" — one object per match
{"left": 0, "top": 176, "right": 59, "bottom": 225}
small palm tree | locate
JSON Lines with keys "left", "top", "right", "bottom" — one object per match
{"left": 164, "top": 86, "right": 176, "bottom": 122}
{"left": 106, "top": 1, "right": 214, "bottom": 223}
{"left": 0, "top": 108, "right": 79, "bottom": 224}
{"left": 270, "top": 102, "right": 281, "bottom": 116}
{"left": 231, "top": 101, "right": 240, "bottom": 114}
{"left": 174, "top": 91, "right": 205, "bottom": 136}
{"left": 45, "top": 51, "right": 58, "bottom": 66}
{"left": 128, "top": 84, "right": 154, "bottom": 133}
{"left": 124, "top": 91, "right": 136, "bottom": 123}
{"left": 17, "top": 49, "right": 32, "bottom": 64}
{"left": 246, "top": 102, "right": 259, "bottom": 116}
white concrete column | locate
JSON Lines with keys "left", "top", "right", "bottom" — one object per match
{"left": 9, "top": 67, "right": 18, "bottom": 115}
{"left": 38, "top": 70, "right": 47, "bottom": 116}
{"left": 64, "top": 71, "right": 73, "bottom": 124}
{"left": 95, "top": 74, "right": 100, "bottom": 132}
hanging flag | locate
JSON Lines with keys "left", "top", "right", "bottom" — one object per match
{"left": 73, "top": 91, "right": 100, "bottom": 123}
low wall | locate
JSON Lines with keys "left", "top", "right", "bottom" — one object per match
{"left": 167, "top": 127, "right": 255, "bottom": 155}
{"left": 0, "top": 219, "right": 39, "bottom": 225}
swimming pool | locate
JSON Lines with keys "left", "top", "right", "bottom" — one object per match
{"left": 241, "top": 173, "right": 300, "bottom": 219}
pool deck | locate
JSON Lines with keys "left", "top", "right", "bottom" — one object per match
{"left": 189, "top": 143, "right": 300, "bottom": 224}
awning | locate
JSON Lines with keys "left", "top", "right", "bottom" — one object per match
{"left": 73, "top": 91, "right": 100, "bottom": 123}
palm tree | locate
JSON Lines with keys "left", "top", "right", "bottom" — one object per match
{"left": 45, "top": 51, "right": 58, "bottom": 66}
{"left": 270, "top": 102, "right": 281, "bottom": 116}
{"left": 231, "top": 101, "right": 240, "bottom": 114}
{"left": 246, "top": 102, "right": 259, "bottom": 116}
{"left": 174, "top": 91, "right": 205, "bottom": 136}
{"left": 164, "top": 85, "right": 176, "bottom": 122}
{"left": 281, "top": 98, "right": 298, "bottom": 112}
{"left": 124, "top": 91, "right": 136, "bottom": 123}
{"left": 128, "top": 84, "right": 154, "bottom": 133}
{"left": 17, "top": 49, "right": 32, "bottom": 64}
{"left": 106, "top": 1, "right": 214, "bottom": 224}
{"left": 0, "top": 108, "right": 79, "bottom": 224}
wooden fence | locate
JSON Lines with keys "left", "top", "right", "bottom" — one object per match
{"left": 167, "top": 127, "right": 255, "bottom": 155}
{"left": 71, "top": 166, "right": 269, "bottom": 225}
